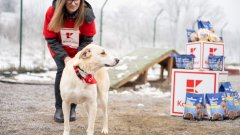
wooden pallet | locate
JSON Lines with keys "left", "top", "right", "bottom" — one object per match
{"left": 108, "top": 48, "right": 178, "bottom": 89}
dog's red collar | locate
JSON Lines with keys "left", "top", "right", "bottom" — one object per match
{"left": 73, "top": 66, "right": 97, "bottom": 84}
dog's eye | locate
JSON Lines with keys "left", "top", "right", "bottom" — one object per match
{"left": 101, "top": 51, "right": 106, "bottom": 55}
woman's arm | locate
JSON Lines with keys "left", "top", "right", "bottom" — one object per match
{"left": 78, "top": 35, "right": 93, "bottom": 52}
{"left": 43, "top": 6, "right": 69, "bottom": 60}
{"left": 45, "top": 38, "right": 69, "bottom": 60}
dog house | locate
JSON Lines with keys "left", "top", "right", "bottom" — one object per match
{"left": 108, "top": 48, "right": 178, "bottom": 89}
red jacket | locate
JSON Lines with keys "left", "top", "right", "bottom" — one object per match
{"left": 43, "top": 5, "right": 96, "bottom": 58}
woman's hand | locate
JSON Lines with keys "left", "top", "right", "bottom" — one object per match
{"left": 64, "top": 56, "right": 71, "bottom": 64}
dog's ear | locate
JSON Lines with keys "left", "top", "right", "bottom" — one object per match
{"left": 80, "top": 48, "right": 91, "bottom": 59}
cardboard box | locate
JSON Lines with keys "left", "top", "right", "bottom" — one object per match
{"left": 170, "top": 69, "right": 228, "bottom": 116}
{"left": 186, "top": 41, "right": 224, "bottom": 69}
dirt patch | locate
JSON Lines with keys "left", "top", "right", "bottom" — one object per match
{"left": 0, "top": 75, "right": 240, "bottom": 135}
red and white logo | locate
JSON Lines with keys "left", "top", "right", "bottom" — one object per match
{"left": 60, "top": 28, "right": 79, "bottom": 49}
{"left": 186, "top": 79, "right": 202, "bottom": 93}
{"left": 171, "top": 69, "right": 220, "bottom": 116}
{"left": 209, "top": 48, "right": 217, "bottom": 56}
{"left": 190, "top": 48, "right": 196, "bottom": 58}
{"left": 66, "top": 32, "right": 73, "bottom": 39}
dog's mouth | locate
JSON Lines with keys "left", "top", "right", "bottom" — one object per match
{"left": 104, "top": 59, "right": 119, "bottom": 67}
{"left": 104, "top": 64, "right": 114, "bottom": 67}
{"left": 104, "top": 63, "right": 119, "bottom": 67}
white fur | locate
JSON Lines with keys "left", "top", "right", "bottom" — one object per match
{"left": 60, "top": 44, "right": 119, "bottom": 135}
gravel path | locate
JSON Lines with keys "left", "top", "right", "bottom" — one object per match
{"left": 0, "top": 75, "right": 240, "bottom": 135}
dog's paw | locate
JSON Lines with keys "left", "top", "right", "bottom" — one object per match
{"left": 87, "top": 132, "right": 94, "bottom": 135}
{"left": 86, "top": 130, "right": 94, "bottom": 135}
{"left": 101, "top": 128, "right": 109, "bottom": 134}
{"left": 63, "top": 131, "right": 70, "bottom": 135}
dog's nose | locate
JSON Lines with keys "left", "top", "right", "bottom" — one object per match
{"left": 115, "top": 58, "right": 120, "bottom": 64}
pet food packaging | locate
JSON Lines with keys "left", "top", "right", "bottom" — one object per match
{"left": 187, "top": 29, "right": 196, "bottom": 42}
{"left": 208, "top": 56, "right": 224, "bottom": 71}
{"left": 190, "top": 32, "right": 199, "bottom": 42}
{"left": 205, "top": 93, "right": 225, "bottom": 120}
{"left": 219, "top": 82, "right": 233, "bottom": 92}
{"left": 183, "top": 93, "right": 204, "bottom": 120}
{"left": 209, "top": 32, "right": 221, "bottom": 42}
{"left": 225, "top": 91, "right": 237, "bottom": 119}
{"left": 197, "top": 20, "right": 212, "bottom": 30}
{"left": 197, "top": 29, "right": 210, "bottom": 41}
{"left": 186, "top": 29, "right": 198, "bottom": 42}
{"left": 233, "top": 92, "right": 240, "bottom": 116}
{"left": 175, "top": 55, "right": 194, "bottom": 69}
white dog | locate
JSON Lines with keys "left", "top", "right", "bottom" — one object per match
{"left": 60, "top": 44, "right": 119, "bottom": 135}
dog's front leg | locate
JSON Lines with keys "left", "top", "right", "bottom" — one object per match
{"left": 98, "top": 87, "right": 109, "bottom": 134}
{"left": 100, "top": 95, "right": 109, "bottom": 134}
{"left": 62, "top": 101, "right": 71, "bottom": 135}
{"left": 95, "top": 68, "right": 109, "bottom": 134}
{"left": 86, "top": 101, "right": 97, "bottom": 135}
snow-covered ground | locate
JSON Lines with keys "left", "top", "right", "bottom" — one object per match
{"left": 0, "top": 64, "right": 170, "bottom": 96}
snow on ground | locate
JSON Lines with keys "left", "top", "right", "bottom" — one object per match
{"left": 0, "top": 70, "right": 56, "bottom": 84}
{"left": 225, "top": 65, "right": 240, "bottom": 69}
{"left": 0, "top": 63, "right": 171, "bottom": 99}
{"left": 110, "top": 83, "right": 170, "bottom": 98}
{"left": 114, "top": 64, "right": 128, "bottom": 71}
{"left": 14, "top": 71, "right": 56, "bottom": 82}
{"left": 0, "top": 50, "right": 238, "bottom": 99}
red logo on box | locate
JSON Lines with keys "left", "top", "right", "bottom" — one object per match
{"left": 186, "top": 79, "right": 202, "bottom": 93}
{"left": 209, "top": 48, "right": 217, "bottom": 56}
{"left": 177, "top": 100, "right": 183, "bottom": 107}
{"left": 190, "top": 48, "right": 196, "bottom": 58}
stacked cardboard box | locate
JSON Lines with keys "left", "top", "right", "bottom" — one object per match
{"left": 170, "top": 41, "right": 228, "bottom": 116}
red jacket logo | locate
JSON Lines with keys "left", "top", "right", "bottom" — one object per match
{"left": 186, "top": 79, "right": 202, "bottom": 93}
{"left": 66, "top": 32, "right": 73, "bottom": 38}
{"left": 190, "top": 48, "right": 196, "bottom": 58}
{"left": 209, "top": 48, "right": 217, "bottom": 56}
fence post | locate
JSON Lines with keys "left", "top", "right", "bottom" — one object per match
{"left": 220, "top": 22, "right": 228, "bottom": 40}
{"left": 99, "top": 0, "right": 108, "bottom": 46}
{"left": 19, "top": 0, "right": 23, "bottom": 70}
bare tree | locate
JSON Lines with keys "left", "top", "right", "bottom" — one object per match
{"left": 0, "top": 1, "right": 19, "bottom": 13}
{"left": 153, "top": 0, "right": 225, "bottom": 51}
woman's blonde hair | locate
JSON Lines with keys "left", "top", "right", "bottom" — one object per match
{"left": 48, "top": 0, "right": 85, "bottom": 32}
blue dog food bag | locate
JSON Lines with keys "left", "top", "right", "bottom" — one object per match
{"left": 175, "top": 55, "right": 194, "bottom": 69}
{"left": 235, "top": 92, "right": 240, "bottom": 116}
{"left": 219, "top": 82, "right": 233, "bottom": 92}
{"left": 186, "top": 29, "right": 198, "bottom": 42}
{"left": 225, "top": 91, "right": 237, "bottom": 119}
{"left": 183, "top": 93, "right": 204, "bottom": 120}
{"left": 219, "top": 84, "right": 238, "bottom": 119}
{"left": 233, "top": 92, "right": 240, "bottom": 116}
{"left": 197, "top": 20, "right": 212, "bottom": 30}
{"left": 186, "top": 29, "right": 195, "bottom": 42}
{"left": 208, "top": 56, "right": 224, "bottom": 71}
{"left": 205, "top": 93, "right": 225, "bottom": 120}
